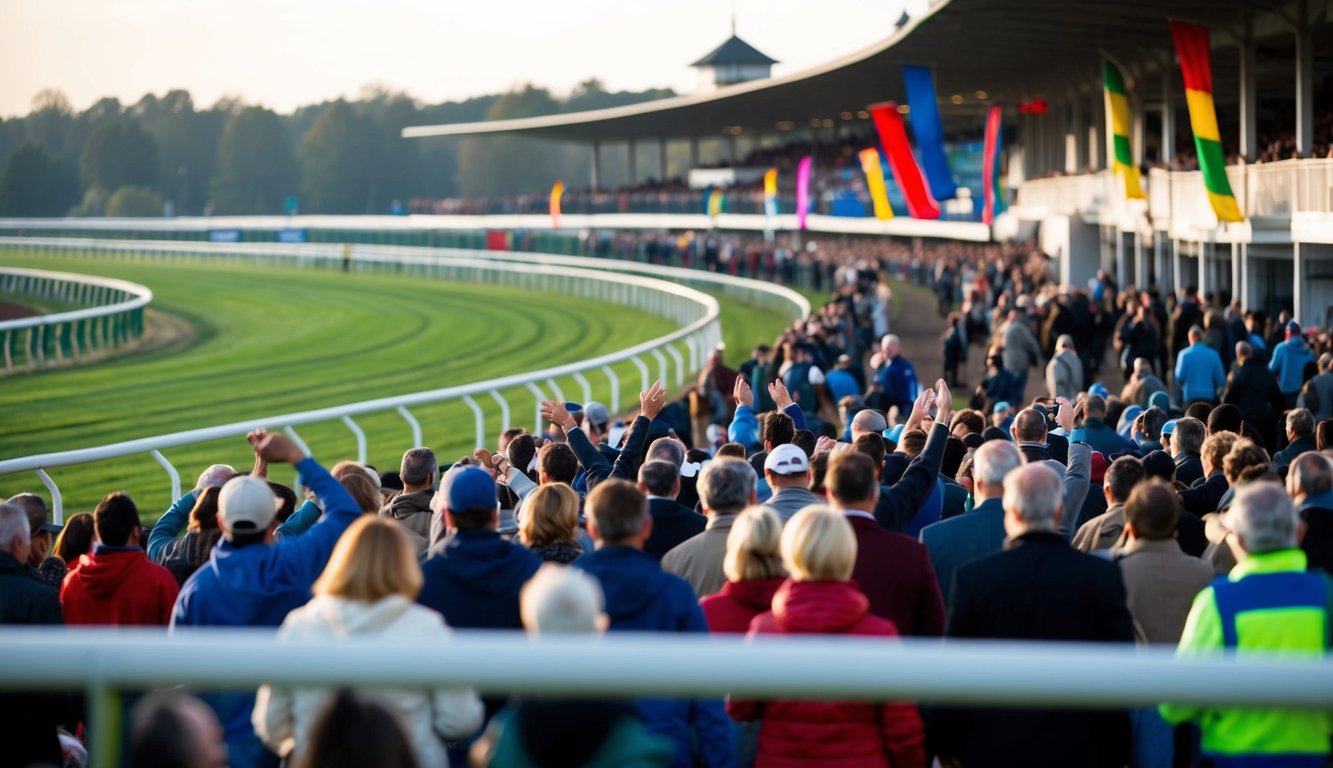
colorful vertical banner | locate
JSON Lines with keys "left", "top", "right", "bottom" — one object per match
{"left": 1102, "top": 61, "right": 1145, "bottom": 199}
{"left": 705, "top": 186, "right": 724, "bottom": 221}
{"left": 762, "top": 167, "right": 779, "bottom": 241}
{"left": 858, "top": 149, "right": 894, "bottom": 221}
{"left": 795, "top": 155, "right": 812, "bottom": 230}
{"left": 901, "top": 65, "right": 957, "bottom": 201}
{"left": 1169, "top": 20, "right": 1244, "bottom": 222}
{"left": 868, "top": 103, "right": 941, "bottom": 219}
{"left": 982, "top": 105, "right": 1005, "bottom": 225}
{"left": 549, "top": 180, "right": 564, "bottom": 229}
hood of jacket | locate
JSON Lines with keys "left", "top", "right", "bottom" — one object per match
{"left": 717, "top": 577, "right": 785, "bottom": 613}
{"left": 298, "top": 594, "right": 415, "bottom": 637}
{"left": 387, "top": 489, "right": 433, "bottom": 521}
{"left": 770, "top": 579, "right": 870, "bottom": 634}
{"left": 576, "top": 547, "right": 676, "bottom": 621}
{"left": 74, "top": 548, "right": 149, "bottom": 599}
{"left": 427, "top": 530, "right": 540, "bottom": 600}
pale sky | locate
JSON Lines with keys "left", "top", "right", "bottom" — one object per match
{"left": 0, "top": 0, "right": 922, "bottom": 118}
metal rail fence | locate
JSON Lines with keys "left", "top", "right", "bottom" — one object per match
{"left": 0, "top": 237, "right": 809, "bottom": 522}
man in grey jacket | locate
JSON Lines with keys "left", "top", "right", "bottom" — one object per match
{"left": 761, "top": 444, "right": 820, "bottom": 523}
{"left": 381, "top": 447, "right": 436, "bottom": 552}
{"left": 1002, "top": 308, "right": 1043, "bottom": 401}
{"left": 661, "top": 457, "right": 757, "bottom": 598}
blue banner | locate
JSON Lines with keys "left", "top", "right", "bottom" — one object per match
{"left": 277, "top": 228, "right": 307, "bottom": 243}
{"left": 902, "top": 65, "right": 958, "bottom": 201}
{"left": 208, "top": 229, "right": 240, "bottom": 243}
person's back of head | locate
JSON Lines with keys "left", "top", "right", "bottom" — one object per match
{"left": 851, "top": 408, "right": 888, "bottom": 441}
{"left": 1235, "top": 340, "right": 1253, "bottom": 362}
{"left": 1206, "top": 404, "right": 1243, "bottom": 436}
{"left": 1002, "top": 463, "right": 1064, "bottom": 535}
{"left": 519, "top": 484, "right": 580, "bottom": 548}
{"left": 1188, "top": 324, "right": 1204, "bottom": 342}
{"left": 507, "top": 433, "right": 538, "bottom": 479}
{"left": 187, "top": 486, "right": 222, "bottom": 534}
{"left": 196, "top": 464, "right": 236, "bottom": 491}
{"left": 792, "top": 429, "right": 816, "bottom": 458}
{"left": 1288, "top": 408, "right": 1316, "bottom": 439}
{"left": 724, "top": 505, "right": 786, "bottom": 584}
{"left": 1226, "top": 482, "right": 1300, "bottom": 557}
{"left": 1288, "top": 452, "right": 1333, "bottom": 501}
{"left": 332, "top": 461, "right": 383, "bottom": 514}
{"left": 0, "top": 502, "right": 30, "bottom": 562}
{"left": 637, "top": 460, "right": 680, "bottom": 500}
{"left": 1223, "top": 439, "right": 1273, "bottom": 486}
{"left": 762, "top": 411, "right": 795, "bottom": 449}
{"left": 973, "top": 440, "right": 1023, "bottom": 500}
{"left": 313, "top": 515, "right": 422, "bottom": 602}
{"left": 1124, "top": 479, "right": 1180, "bottom": 541}
{"left": 950, "top": 409, "right": 985, "bottom": 437}
{"left": 1201, "top": 431, "right": 1240, "bottom": 476}
{"left": 294, "top": 689, "right": 420, "bottom": 768}
{"left": 1104, "top": 456, "right": 1146, "bottom": 505}
{"left": 1185, "top": 402, "right": 1212, "bottom": 423}
{"left": 442, "top": 466, "right": 499, "bottom": 532}
{"left": 53, "top": 512, "right": 94, "bottom": 564}
{"left": 852, "top": 432, "right": 887, "bottom": 467}
{"left": 94, "top": 491, "right": 141, "bottom": 548}
{"left": 698, "top": 457, "right": 757, "bottom": 516}
{"left": 1011, "top": 408, "right": 1048, "bottom": 444}
{"left": 1084, "top": 394, "right": 1107, "bottom": 421}
{"left": 1173, "top": 417, "right": 1205, "bottom": 455}
{"left": 520, "top": 563, "right": 607, "bottom": 635}
{"left": 586, "top": 479, "right": 649, "bottom": 548}
{"left": 1139, "top": 407, "right": 1168, "bottom": 442}
{"left": 825, "top": 450, "right": 879, "bottom": 510}
{"left": 538, "top": 442, "right": 579, "bottom": 485}
{"left": 715, "top": 442, "right": 747, "bottom": 460}
{"left": 399, "top": 447, "right": 437, "bottom": 491}
{"left": 647, "top": 436, "right": 686, "bottom": 468}
{"left": 898, "top": 428, "right": 928, "bottom": 459}
{"left": 131, "top": 690, "right": 227, "bottom": 768}
{"left": 782, "top": 505, "right": 857, "bottom": 583}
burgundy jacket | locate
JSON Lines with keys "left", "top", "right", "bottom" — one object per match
{"left": 729, "top": 580, "right": 925, "bottom": 768}
{"left": 699, "top": 577, "right": 784, "bottom": 634}
{"left": 847, "top": 515, "right": 946, "bottom": 637}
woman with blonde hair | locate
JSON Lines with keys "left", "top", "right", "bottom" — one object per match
{"left": 729, "top": 506, "right": 925, "bottom": 768}
{"left": 699, "top": 505, "right": 786, "bottom": 633}
{"left": 254, "top": 516, "right": 482, "bottom": 767}
{"left": 517, "top": 484, "right": 583, "bottom": 564}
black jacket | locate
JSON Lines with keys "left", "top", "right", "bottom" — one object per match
{"left": 644, "top": 498, "right": 706, "bottom": 561}
{"left": 1179, "top": 471, "right": 1229, "bottom": 517}
{"left": 1221, "top": 358, "right": 1285, "bottom": 450}
{"left": 931, "top": 532, "right": 1134, "bottom": 767}
{"left": 874, "top": 423, "right": 949, "bottom": 533}
{"left": 1174, "top": 451, "right": 1205, "bottom": 488}
{"left": 1274, "top": 435, "right": 1319, "bottom": 476}
{"left": 0, "top": 552, "right": 65, "bottom": 767}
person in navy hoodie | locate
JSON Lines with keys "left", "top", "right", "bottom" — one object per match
{"left": 170, "top": 429, "right": 363, "bottom": 768}
{"left": 575, "top": 478, "right": 735, "bottom": 768}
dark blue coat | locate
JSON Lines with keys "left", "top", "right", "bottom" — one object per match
{"left": 919, "top": 497, "right": 1007, "bottom": 608}
{"left": 418, "top": 529, "right": 541, "bottom": 630}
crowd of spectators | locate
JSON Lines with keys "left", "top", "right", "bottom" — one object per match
{"left": 3, "top": 235, "right": 1333, "bottom": 768}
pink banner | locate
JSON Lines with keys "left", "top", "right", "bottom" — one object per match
{"left": 982, "top": 106, "right": 1002, "bottom": 225}
{"left": 795, "top": 155, "right": 812, "bottom": 230}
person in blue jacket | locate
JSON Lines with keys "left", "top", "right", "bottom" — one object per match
{"left": 575, "top": 478, "right": 735, "bottom": 768}
{"left": 170, "top": 429, "right": 363, "bottom": 768}
{"left": 1174, "top": 325, "right": 1225, "bottom": 406}
{"left": 1270, "top": 320, "right": 1316, "bottom": 407}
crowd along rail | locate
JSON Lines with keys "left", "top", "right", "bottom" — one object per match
{"left": 0, "top": 264, "right": 153, "bottom": 372}
{"left": 2, "top": 629, "right": 1332, "bottom": 766}
{"left": 0, "top": 237, "right": 810, "bottom": 521}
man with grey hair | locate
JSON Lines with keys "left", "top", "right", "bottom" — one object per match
{"left": 0, "top": 501, "right": 66, "bottom": 766}
{"left": 920, "top": 439, "right": 1022, "bottom": 606}
{"left": 638, "top": 459, "right": 705, "bottom": 560}
{"left": 662, "top": 456, "right": 757, "bottom": 598}
{"left": 873, "top": 333, "right": 919, "bottom": 416}
{"left": 574, "top": 479, "right": 732, "bottom": 767}
{"left": 382, "top": 447, "right": 437, "bottom": 552}
{"left": 1274, "top": 408, "right": 1318, "bottom": 477}
{"left": 1288, "top": 452, "right": 1333, "bottom": 572}
{"left": 935, "top": 462, "right": 1135, "bottom": 766}
{"left": 1001, "top": 307, "right": 1043, "bottom": 399}
{"left": 851, "top": 408, "right": 888, "bottom": 442}
{"left": 1297, "top": 352, "right": 1333, "bottom": 420}
{"left": 7, "top": 492, "right": 64, "bottom": 590}
{"left": 1161, "top": 482, "right": 1333, "bottom": 764}
{"left": 1046, "top": 334, "right": 1084, "bottom": 401}
{"left": 146, "top": 463, "right": 237, "bottom": 564}
{"left": 1169, "top": 416, "right": 1207, "bottom": 487}
{"left": 1122, "top": 357, "right": 1167, "bottom": 407}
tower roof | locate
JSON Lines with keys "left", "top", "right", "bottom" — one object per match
{"left": 690, "top": 35, "right": 778, "bottom": 68}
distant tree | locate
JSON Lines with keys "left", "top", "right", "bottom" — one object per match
{"left": 0, "top": 142, "right": 77, "bottom": 216}
{"left": 69, "top": 186, "right": 109, "bottom": 217}
{"left": 104, "top": 185, "right": 163, "bottom": 217}
{"left": 24, "top": 89, "right": 76, "bottom": 163}
{"left": 210, "top": 106, "right": 298, "bottom": 214}
{"left": 297, "top": 100, "right": 390, "bottom": 213}
{"left": 80, "top": 119, "right": 158, "bottom": 193}
{"left": 456, "top": 85, "right": 564, "bottom": 196}
{"left": 132, "top": 90, "right": 222, "bottom": 215}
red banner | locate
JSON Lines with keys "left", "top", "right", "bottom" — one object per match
{"left": 868, "top": 103, "right": 940, "bottom": 219}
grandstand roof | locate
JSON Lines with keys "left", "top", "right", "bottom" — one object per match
{"left": 402, "top": 0, "right": 1311, "bottom": 144}
{"left": 690, "top": 35, "right": 779, "bottom": 67}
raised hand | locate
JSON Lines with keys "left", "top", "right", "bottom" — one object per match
{"left": 934, "top": 378, "right": 953, "bottom": 428}
{"left": 640, "top": 380, "right": 668, "bottom": 420}
{"left": 472, "top": 448, "right": 495, "bottom": 469}
{"left": 1056, "top": 395, "right": 1080, "bottom": 433}
{"left": 769, "top": 378, "right": 794, "bottom": 410}
{"left": 247, "top": 428, "right": 305, "bottom": 465}
{"left": 905, "top": 388, "right": 935, "bottom": 432}
{"left": 814, "top": 435, "right": 839, "bottom": 454}
{"left": 540, "top": 400, "right": 576, "bottom": 430}
{"left": 733, "top": 376, "right": 754, "bottom": 409}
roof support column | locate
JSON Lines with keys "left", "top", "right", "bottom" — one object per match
{"left": 659, "top": 137, "right": 669, "bottom": 182}
{"left": 689, "top": 137, "right": 700, "bottom": 171}
{"left": 1132, "top": 92, "right": 1145, "bottom": 167}
{"left": 728, "top": 134, "right": 738, "bottom": 166}
{"left": 1161, "top": 73, "right": 1175, "bottom": 166}
{"left": 1070, "top": 98, "right": 1086, "bottom": 174}
{"left": 1019, "top": 113, "right": 1032, "bottom": 180}
{"left": 591, "top": 140, "right": 602, "bottom": 192}
{"left": 628, "top": 139, "right": 638, "bottom": 186}
{"left": 1295, "top": 6, "right": 1315, "bottom": 158}
{"left": 1239, "top": 25, "right": 1258, "bottom": 161}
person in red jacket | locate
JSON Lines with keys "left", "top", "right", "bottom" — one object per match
{"left": 730, "top": 506, "right": 925, "bottom": 768}
{"left": 700, "top": 505, "right": 787, "bottom": 634}
{"left": 61, "top": 492, "right": 179, "bottom": 626}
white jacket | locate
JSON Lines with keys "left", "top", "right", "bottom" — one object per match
{"left": 253, "top": 594, "right": 483, "bottom": 767}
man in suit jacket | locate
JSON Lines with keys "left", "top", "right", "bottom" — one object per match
{"left": 1179, "top": 431, "right": 1240, "bottom": 517}
{"left": 1010, "top": 402, "right": 1093, "bottom": 538}
{"left": 1274, "top": 409, "right": 1319, "bottom": 478}
{"left": 931, "top": 463, "right": 1136, "bottom": 767}
{"left": 1221, "top": 341, "right": 1287, "bottom": 451}
{"left": 662, "top": 457, "right": 756, "bottom": 599}
{"left": 1289, "top": 452, "right": 1333, "bottom": 573}
{"left": 1072, "top": 455, "right": 1146, "bottom": 553}
{"left": 920, "top": 439, "right": 1022, "bottom": 608}
{"left": 638, "top": 460, "right": 705, "bottom": 561}
{"left": 1169, "top": 417, "right": 1206, "bottom": 487}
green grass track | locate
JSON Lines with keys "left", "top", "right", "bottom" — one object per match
{"left": 0, "top": 250, "right": 797, "bottom": 518}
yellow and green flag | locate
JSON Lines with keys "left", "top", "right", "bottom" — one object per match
{"left": 1169, "top": 20, "right": 1244, "bottom": 222}
{"left": 858, "top": 148, "right": 894, "bottom": 221}
{"left": 1102, "top": 61, "right": 1144, "bottom": 199}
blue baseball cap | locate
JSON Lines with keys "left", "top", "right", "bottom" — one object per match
{"left": 1162, "top": 419, "right": 1178, "bottom": 436}
{"left": 883, "top": 424, "right": 905, "bottom": 444}
{"left": 1089, "top": 382, "right": 1110, "bottom": 400}
{"left": 445, "top": 466, "right": 497, "bottom": 511}
{"left": 992, "top": 401, "right": 1012, "bottom": 414}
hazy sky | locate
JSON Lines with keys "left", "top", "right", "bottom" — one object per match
{"left": 0, "top": 0, "right": 921, "bottom": 118}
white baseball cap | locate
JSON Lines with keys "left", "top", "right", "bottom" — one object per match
{"left": 219, "top": 475, "right": 280, "bottom": 533}
{"left": 764, "top": 443, "right": 810, "bottom": 476}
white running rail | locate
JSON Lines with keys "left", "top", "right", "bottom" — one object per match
{"left": 0, "top": 265, "right": 153, "bottom": 372}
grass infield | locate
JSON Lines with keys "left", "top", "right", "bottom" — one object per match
{"left": 0, "top": 250, "right": 796, "bottom": 519}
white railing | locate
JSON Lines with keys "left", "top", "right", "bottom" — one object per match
{"left": 1012, "top": 171, "right": 1115, "bottom": 220}
{"left": 2, "top": 629, "right": 1331, "bottom": 766}
{"left": 0, "top": 238, "right": 810, "bottom": 520}
{"left": 0, "top": 265, "right": 153, "bottom": 372}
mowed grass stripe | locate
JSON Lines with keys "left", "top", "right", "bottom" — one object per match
{"left": 0, "top": 252, "right": 681, "bottom": 514}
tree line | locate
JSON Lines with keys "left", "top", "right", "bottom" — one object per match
{"left": 0, "top": 80, "right": 674, "bottom": 218}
